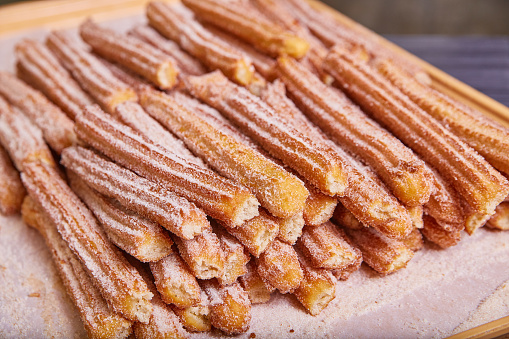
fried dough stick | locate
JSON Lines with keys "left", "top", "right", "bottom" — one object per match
{"left": 486, "top": 202, "right": 509, "bottom": 230}
{"left": 21, "top": 197, "right": 133, "bottom": 339}
{"left": 277, "top": 57, "right": 433, "bottom": 207}
{"left": 0, "top": 72, "right": 76, "bottom": 153}
{"left": 74, "top": 104, "right": 259, "bottom": 227}
{"left": 80, "top": 20, "right": 179, "bottom": 89}
{"left": 146, "top": 2, "right": 254, "bottom": 86}
{"left": 69, "top": 173, "right": 173, "bottom": 262}
{"left": 139, "top": 88, "right": 308, "bottom": 219}
{"left": 324, "top": 46, "right": 509, "bottom": 233}
{"left": 21, "top": 161, "right": 153, "bottom": 323}
{"left": 0, "top": 145, "right": 25, "bottom": 215}
{"left": 182, "top": 0, "right": 309, "bottom": 58}
{"left": 46, "top": 30, "right": 137, "bottom": 113}
{"left": 61, "top": 146, "right": 210, "bottom": 240}
{"left": 15, "top": 39, "right": 93, "bottom": 120}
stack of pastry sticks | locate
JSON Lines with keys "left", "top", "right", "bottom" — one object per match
{"left": 1, "top": 0, "right": 509, "bottom": 337}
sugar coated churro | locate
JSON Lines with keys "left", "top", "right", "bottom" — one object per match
{"left": 0, "top": 145, "right": 25, "bottom": 215}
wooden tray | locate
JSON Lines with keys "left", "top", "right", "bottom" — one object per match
{"left": 0, "top": 1, "right": 508, "bottom": 338}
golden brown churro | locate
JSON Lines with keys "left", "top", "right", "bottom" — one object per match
{"left": 239, "top": 260, "right": 273, "bottom": 304}
{"left": 172, "top": 291, "right": 211, "bottom": 333}
{"left": 0, "top": 72, "right": 76, "bottom": 153}
{"left": 129, "top": 25, "right": 206, "bottom": 76}
{"left": 21, "top": 197, "right": 133, "bottom": 339}
{"left": 486, "top": 202, "right": 509, "bottom": 230}
{"left": 15, "top": 39, "right": 93, "bottom": 120}
{"left": 61, "top": 146, "right": 210, "bottom": 241}
{"left": 201, "top": 280, "right": 252, "bottom": 335}
{"left": 400, "top": 227, "right": 424, "bottom": 252}
{"left": 276, "top": 211, "right": 305, "bottom": 245}
{"left": 182, "top": 0, "right": 309, "bottom": 58}
{"left": 74, "top": 104, "right": 260, "bottom": 227}
{"left": 146, "top": 2, "right": 254, "bottom": 86}
{"left": 150, "top": 248, "right": 201, "bottom": 308}
{"left": 46, "top": 30, "right": 138, "bottom": 113}
{"left": 378, "top": 59, "right": 509, "bottom": 176}
{"left": 0, "top": 145, "right": 25, "bottom": 215}
{"left": 80, "top": 20, "right": 179, "bottom": 89}
{"left": 21, "top": 161, "right": 153, "bottom": 323}
{"left": 69, "top": 173, "right": 174, "bottom": 262}
{"left": 324, "top": 46, "right": 509, "bottom": 232}
{"left": 277, "top": 57, "right": 433, "bottom": 207}
{"left": 421, "top": 215, "right": 462, "bottom": 248}
{"left": 0, "top": 96, "right": 55, "bottom": 171}
{"left": 303, "top": 187, "right": 339, "bottom": 227}
{"left": 186, "top": 71, "right": 349, "bottom": 197}
{"left": 213, "top": 223, "right": 250, "bottom": 285}
{"left": 139, "top": 88, "right": 308, "bottom": 219}
{"left": 256, "top": 239, "right": 303, "bottom": 294}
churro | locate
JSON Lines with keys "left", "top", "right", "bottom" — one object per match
{"left": 21, "top": 161, "right": 153, "bottom": 323}
{"left": 80, "top": 20, "right": 178, "bottom": 89}
{"left": 324, "top": 46, "right": 509, "bottom": 231}
{"left": 112, "top": 101, "right": 205, "bottom": 167}
{"left": 129, "top": 25, "right": 206, "bottom": 76}
{"left": 297, "top": 222, "right": 361, "bottom": 270}
{"left": 294, "top": 252, "right": 336, "bottom": 316}
{"left": 186, "top": 71, "right": 349, "bottom": 197}
{"left": 0, "top": 96, "right": 55, "bottom": 171}
{"left": 331, "top": 254, "right": 363, "bottom": 281}
{"left": 74, "top": 104, "right": 260, "bottom": 227}
{"left": 201, "top": 280, "right": 251, "bottom": 335}
{"left": 332, "top": 204, "right": 364, "bottom": 230}
{"left": 149, "top": 248, "right": 201, "bottom": 308}
{"left": 0, "top": 72, "right": 76, "bottom": 154}
{"left": 0, "top": 145, "right": 25, "bottom": 215}
{"left": 61, "top": 146, "right": 210, "bottom": 240}
{"left": 172, "top": 291, "right": 211, "bottom": 333}
{"left": 69, "top": 173, "right": 173, "bottom": 262}
{"left": 46, "top": 30, "right": 138, "bottom": 113}
{"left": 277, "top": 56, "right": 433, "bottom": 207}
{"left": 213, "top": 223, "right": 250, "bottom": 286}
{"left": 486, "top": 202, "right": 509, "bottom": 231}
{"left": 146, "top": 2, "right": 254, "bottom": 86}
{"left": 139, "top": 88, "right": 308, "bottom": 219}
{"left": 21, "top": 196, "right": 133, "bottom": 339}
{"left": 239, "top": 260, "right": 273, "bottom": 304}
{"left": 256, "top": 239, "right": 303, "bottom": 294}
{"left": 401, "top": 227, "right": 424, "bottom": 252}
{"left": 182, "top": 0, "right": 309, "bottom": 58}
{"left": 223, "top": 209, "right": 279, "bottom": 257}
{"left": 344, "top": 226, "right": 414, "bottom": 275}
{"left": 100, "top": 58, "right": 152, "bottom": 93}
{"left": 378, "top": 59, "right": 509, "bottom": 176}
{"left": 173, "top": 228, "right": 225, "bottom": 280}
{"left": 276, "top": 211, "right": 305, "bottom": 245}
{"left": 303, "top": 186, "right": 339, "bottom": 227}
{"left": 15, "top": 39, "right": 93, "bottom": 120}
{"left": 421, "top": 215, "right": 462, "bottom": 248}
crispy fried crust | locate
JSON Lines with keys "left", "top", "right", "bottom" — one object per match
{"left": 239, "top": 260, "right": 273, "bottom": 304}
{"left": 80, "top": 20, "right": 178, "bottom": 89}
{"left": 324, "top": 46, "right": 509, "bottom": 230}
{"left": 277, "top": 56, "right": 433, "bottom": 207}
{"left": 146, "top": 2, "right": 254, "bottom": 86}
{"left": 0, "top": 72, "right": 76, "bottom": 153}
{"left": 15, "top": 39, "right": 93, "bottom": 120}
{"left": 69, "top": 173, "right": 173, "bottom": 262}
{"left": 139, "top": 88, "right": 308, "bottom": 219}
{"left": 21, "top": 196, "right": 133, "bottom": 339}
{"left": 172, "top": 291, "right": 211, "bottom": 333}
{"left": 182, "top": 0, "right": 309, "bottom": 58}
{"left": 186, "top": 71, "right": 349, "bottom": 197}
{"left": 74, "top": 104, "right": 259, "bottom": 227}
{"left": 486, "top": 202, "right": 509, "bottom": 230}
{"left": 46, "top": 30, "right": 138, "bottom": 112}
{"left": 21, "top": 161, "right": 153, "bottom": 323}
{"left": 400, "top": 227, "right": 424, "bottom": 252}
{"left": 421, "top": 215, "right": 462, "bottom": 248}
{"left": 61, "top": 146, "right": 210, "bottom": 240}
{"left": 213, "top": 223, "right": 250, "bottom": 285}
{"left": 0, "top": 145, "right": 25, "bottom": 215}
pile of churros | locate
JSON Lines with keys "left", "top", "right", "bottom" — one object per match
{"left": 1, "top": 0, "right": 509, "bottom": 337}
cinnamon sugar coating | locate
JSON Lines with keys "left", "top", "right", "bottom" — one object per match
{"left": 172, "top": 291, "right": 211, "bottom": 333}
{"left": 69, "top": 173, "right": 173, "bottom": 262}
{"left": 139, "top": 88, "right": 308, "bottom": 219}
{"left": 324, "top": 46, "right": 509, "bottom": 232}
{"left": 21, "top": 197, "right": 133, "bottom": 339}
{"left": 0, "top": 145, "right": 24, "bottom": 215}
{"left": 46, "top": 30, "right": 138, "bottom": 113}
{"left": 213, "top": 223, "right": 250, "bottom": 286}
{"left": 0, "top": 72, "right": 76, "bottom": 154}
{"left": 15, "top": 39, "right": 93, "bottom": 120}
{"left": 80, "top": 20, "right": 179, "bottom": 90}
{"left": 146, "top": 2, "right": 254, "bottom": 86}
{"left": 486, "top": 202, "right": 509, "bottom": 230}
{"left": 421, "top": 215, "right": 462, "bottom": 248}
{"left": 239, "top": 260, "right": 273, "bottom": 304}
{"left": 74, "top": 104, "right": 259, "bottom": 227}
{"left": 182, "top": 0, "right": 309, "bottom": 58}
{"left": 62, "top": 146, "right": 210, "bottom": 240}
{"left": 21, "top": 161, "right": 153, "bottom": 323}
{"left": 0, "top": 96, "right": 55, "bottom": 171}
